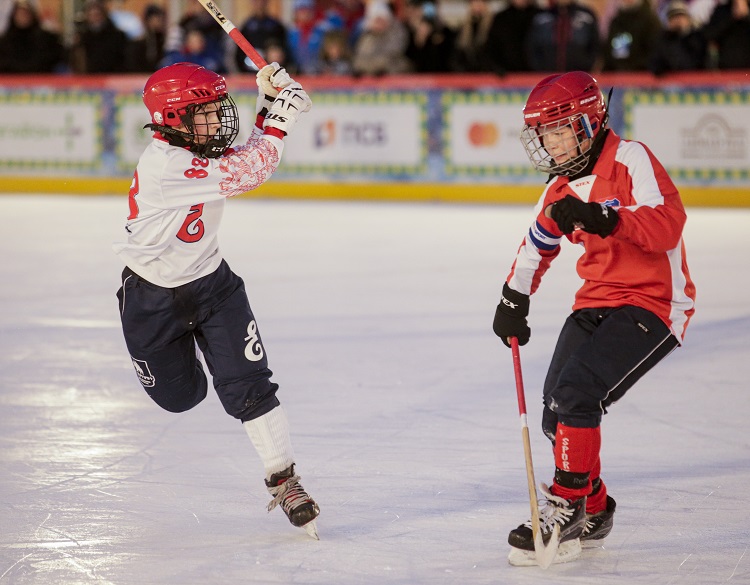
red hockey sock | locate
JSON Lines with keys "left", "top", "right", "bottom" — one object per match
{"left": 587, "top": 473, "right": 608, "bottom": 514}
{"left": 551, "top": 424, "right": 601, "bottom": 501}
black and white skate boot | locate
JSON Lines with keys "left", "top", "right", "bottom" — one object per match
{"left": 581, "top": 494, "right": 616, "bottom": 547}
{"left": 265, "top": 464, "right": 320, "bottom": 539}
{"left": 508, "top": 483, "right": 587, "bottom": 567}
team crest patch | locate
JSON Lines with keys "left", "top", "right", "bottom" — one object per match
{"left": 131, "top": 357, "right": 155, "bottom": 388}
{"left": 603, "top": 197, "right": 621, "bottom": 207}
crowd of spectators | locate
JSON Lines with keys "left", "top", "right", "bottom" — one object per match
{"left": 0, "top": 0, "right": 748, "bottom": 76}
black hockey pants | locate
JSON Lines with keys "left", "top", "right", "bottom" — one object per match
{"left": 541, "top": 305, "right": 679, "bottom": 442}
{"left": 116, "top": 260, "right": 279, "bottom": 421}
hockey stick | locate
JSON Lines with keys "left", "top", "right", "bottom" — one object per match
{"left": 195, "top": 0, "right": 268, "bottom": 69}
{"left": 510, "top": 337, "right": 560, "bottom": 569}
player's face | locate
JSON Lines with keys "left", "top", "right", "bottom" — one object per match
{"left": 187, "top": 102, "right": 222, "bottom": 144}
{"left": 541, "top": 124, "right": 591, "bottom": 164}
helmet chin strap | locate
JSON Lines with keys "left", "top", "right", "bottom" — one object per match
{"left": 566, "top": 128, "right": 610, "bottom": 180}
{"left": 143, "top": 123, "right": 194, "bottom": 149}
{"left": 143, "top": 123, "right": 227, "bottom": 158}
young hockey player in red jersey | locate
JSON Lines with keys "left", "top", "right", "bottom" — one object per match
{"left": 492, "top": 71, "right": 695, "bottom": 565}
{"left": 113, "top": 62, "right": 320, "bottom": 538}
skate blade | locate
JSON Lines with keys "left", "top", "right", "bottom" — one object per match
{"left": 302, "top": 520, "right": 319, "bottom": 540}
{"left": 508, "top": 538, "right": 582, "bottom": 567}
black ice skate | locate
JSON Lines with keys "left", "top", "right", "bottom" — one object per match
{"left": 507, "top": 483, "right": 587, "bottom": 567}
{"left": 581, "top": 494, "right": 616, "bottom": 546}
{"left": 265, "top": 464, "right": 320, "bottom": 539}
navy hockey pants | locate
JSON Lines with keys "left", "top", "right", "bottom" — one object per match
{"left": 541, "top": 306, "right": 679, "bottom": 442}
{"left": 116, "top": 260, "right": 279, "bottom": 421}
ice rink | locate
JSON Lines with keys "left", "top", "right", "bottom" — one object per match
{"left": 1, "top": 194, "right": 749, "bottom": 585}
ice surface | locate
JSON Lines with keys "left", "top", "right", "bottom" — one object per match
{"left": 1, "top": 195, "right": 748, "bottom": 584}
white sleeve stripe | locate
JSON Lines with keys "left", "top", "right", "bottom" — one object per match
{"left": 615, "top": 140, "right": 664, "bottom": 209}
{"left": 508, "top": 237, "right": 544, "bottom": 295}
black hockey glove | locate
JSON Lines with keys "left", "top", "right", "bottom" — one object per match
{"left": 549, "top": 194, "right": 619, "bottom": 238}
{"left": 493, "top": 283, "right": 530, "bottom": 348}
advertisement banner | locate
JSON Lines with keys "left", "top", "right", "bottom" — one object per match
{"left": 443, "top": 93, "right": 532, "bottom": 176}
{"left": 625, "top": 91, "right": 750, "bottom": 180}
{"left": 0, "top": 93, "right": 101, "bottom": 168}
{"left": 278, "top": 93, "right": 427, "bottom": 174}
{"left": 1, "top": 79, "right": 749, "bottom": 205}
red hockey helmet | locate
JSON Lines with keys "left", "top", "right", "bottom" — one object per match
{"left": 144, "top": 62, "right": 227, "bottom": 126}
{"left": 520, "top": 71, "right": 608, "bottom": 176}
{"left": 142, "top": 62, "right": 239, "bottom": 158}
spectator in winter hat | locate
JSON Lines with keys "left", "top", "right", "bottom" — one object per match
{"left": 650, "top": 0, "right": 708, "bottom": 74}
{"left": 69, "top": 0, "right": 128, "bottom": 73}
{"left": 0, "top": 0, "right": 64, "bottom": 72}
{"left": 126, "top": 3, "right": 167, "bottom": 72}
{"left": 352, "top": 0, "right": 411, "bottom": 75}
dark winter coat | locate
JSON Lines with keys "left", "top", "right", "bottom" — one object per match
{"left": 406, "top": 20, "right": 456, "bottom": 73}
{"left": 126, "top": 31, "right": 166, "bottom": 73}
{"left": 603, "top": 1, "right": 662, "bottom": 71}
{"left": 483, "top": 4, "right": 539, "bottom": 73}
{"left": 649, "top": 28, "right": 707, "bottom": 75}
{"left": 0, "top": 12, "right": 64, "bottom": 73}
{"left": 76, "top": 18, "right": 128, "bottom": 73}
{"left": 702, "top": 1, "right": 750, "bottom": 69}
{"left": 526, "top": 3, "right": 600, "bottom": 72}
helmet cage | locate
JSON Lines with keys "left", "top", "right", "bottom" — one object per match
{"left": 182, "top": 94, "right": 239, "bottom": 158}
{"left": 520, "top": 112, "right": 596, "bottom": 176}
{"left": 151, "top": 94, "right": 239, "bottom": 158}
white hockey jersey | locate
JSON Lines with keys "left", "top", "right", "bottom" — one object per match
{"left": 113, "top": 129, "right": 284, "bottom": 288}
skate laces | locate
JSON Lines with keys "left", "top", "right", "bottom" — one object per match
{"left": 583, "top": 511, "right": 603, "bottom": 535}
{"left": 582, "top": 518, "right": 596, "bottom": 535}
{"left": 523, "top": 483, "right": 575, "bottom": 533}
{"left": 266, "top": 473, "right": 311, "bottom": 514}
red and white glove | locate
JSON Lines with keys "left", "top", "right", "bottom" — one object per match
{"left": 263, "top": 83, "right": 312, "bottom": 137}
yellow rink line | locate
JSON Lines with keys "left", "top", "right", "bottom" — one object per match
{"left": 0, "top": 176, "right": 748, "bottom": 207}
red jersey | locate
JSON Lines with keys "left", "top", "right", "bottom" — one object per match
{"left": 507, "top": 130, "right": 696, "bottom": 341}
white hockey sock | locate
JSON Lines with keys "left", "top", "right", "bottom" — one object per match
{"left": 243, "top": 406, "right": 295, "bottom": 479}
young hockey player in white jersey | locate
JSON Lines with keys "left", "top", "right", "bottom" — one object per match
{"left": 113, "top": 62, "right": 320, "bottom": 538}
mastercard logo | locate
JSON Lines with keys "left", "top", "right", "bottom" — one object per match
{"left": 468, "top": 122, "right": 499, "bottom": 147}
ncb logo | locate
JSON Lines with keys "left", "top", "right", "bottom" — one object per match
{"left": 314, "top": 120, "right": 388, "bottom": 148}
